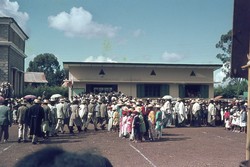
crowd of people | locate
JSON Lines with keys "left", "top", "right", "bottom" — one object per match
{"left": 0, "top": 92, "right": 248, "bottom": 145}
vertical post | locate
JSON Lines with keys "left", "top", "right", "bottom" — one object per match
{"left": 247, "top": 63, "right": 250, "bottom": 160}
{"left": 246, "top": 34, "right": 250, "bottom": 160}
{"left": 245, "top": 34, "right": 250, "bottom": 160}
{"left": 242, "top": 56, "right": 250, "bottom": 161}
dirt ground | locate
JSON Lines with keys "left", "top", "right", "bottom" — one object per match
{"left": 0, "top": 125, "right": 246, "bottom": 167}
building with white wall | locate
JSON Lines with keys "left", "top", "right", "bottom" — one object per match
{"left": 63, "top": 62, "right": 221, "bottom": 99}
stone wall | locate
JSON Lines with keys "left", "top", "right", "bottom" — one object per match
{"left": 0, "top": 24, "right": 8, "bottom": 41}
{"left": 0, "top": 19, "right": 26, "bottom": 97}
{"left": 9, "top": 28, "right": 25, "bottom": 52}
{"left": 0, "top": 46, "right": 9, "bottom": 83}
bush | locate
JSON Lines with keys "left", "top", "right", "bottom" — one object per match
{"left": 214, "top": 80, "right": 248, "bottom": 98}
{"left": 24, "top": 85, "right": 68, "bottom": 99}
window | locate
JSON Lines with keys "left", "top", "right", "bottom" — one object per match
{"left": 179, "top": 84, "right": 209, "bottom": 98}
{"left": 86, "top": 84, "right": 118, "bottom": 94}
{"left": 137, "top": 84, "right": 169, "bottom": 98}
{"left": 145, "top": 84, "right": 161, "bottom": 97}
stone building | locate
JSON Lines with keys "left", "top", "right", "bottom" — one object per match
{"left": 63, "top": 62, "right": 221, "bottom": 99}
{"left": 0, "top": 17, "right": 29, "bottom": 97}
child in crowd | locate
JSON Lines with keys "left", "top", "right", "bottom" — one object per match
{"left": 231, "top": 109, "right": 241, "bottom": 133}
{"left": 224, "top": 107, "right": 231, "bottom": 130}
{"left": 126, "top": 110, "right": 133, "bottom": 139}
{"left": 12, "top": 105, "right": 18, "bottom": 124}
{"left": 240, "top": 105, "right": 247, "bottom": 133}
{"left": 119, "top": 110, "right": 128, "bottom": 138}
{"left": 112, "top": 108, "right": 119, "bottom": 132}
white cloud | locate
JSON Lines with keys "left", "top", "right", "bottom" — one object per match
{"left": 0, "top": 0, "right": 29, "bottom": 32}
{"left": 48, "top": 7, "right": 119, "bottom": 38}
{"left": 132, "top": 29, "right": 144, "bottom": 38}
{"left": 214, "top": 68, "right": 226, "bottom": 83}
{"left": 83, "top": 55, "right": 117, "bottom": 62}
{"left": 161, "top": 51, "right": 184, "bottom": 62}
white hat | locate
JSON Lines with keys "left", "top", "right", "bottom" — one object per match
{"left": 155, "top": 104, "right": 161, "bottom": 108}
{"left": 59, "top": 98, "right": 65, "bottom": 103}
{"left": 147, "top": 104, "right": 153, "bottom": 108}
{"left": 34, "top": 99, "right": 41, "bottom": 104}
{"left": 50, "top": 98, "right": 56, "bottom": 102}
{"left": 43, "top": 99, "right": 49, "bottom": 104}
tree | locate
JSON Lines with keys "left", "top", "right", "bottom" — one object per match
{"left": 215, "top": 30, "right": 248, "bottom": 97}
{"left": 214, "top": 80, "right": 247, "bottom": 98}
{"left": 27, "top": 53, "right": 66, "bottom": 86}
{"left": 215, "top": 30, "right": 232, "bottom": 82}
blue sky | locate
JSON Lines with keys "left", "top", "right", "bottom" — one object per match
{"left": 0, "top": 0, "right": 234, "bottom": 82}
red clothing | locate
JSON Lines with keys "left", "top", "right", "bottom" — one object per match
{"left": 224, "top": 111, "right": 230, "bottom": 120}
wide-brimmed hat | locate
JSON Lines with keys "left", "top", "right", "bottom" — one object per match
{"left": 50, "top": 98, "right": 56, "bottom": 102}
{"left": 177, "top": 98, "right": 182, "bottom": 102}
{"left": 147, "top": 104, "right": 153, "bottom": 108}
{"left": 34, "top": 99, "right": 41, "bottom": 104}
{"left": 59, "top": 98, "right": 65, "bottom": 103}
{"left": 155, "top": 104, "right": 161, "bottom": 108}
{"left": 43, "top": 99, "right": 49, "bottom": 104}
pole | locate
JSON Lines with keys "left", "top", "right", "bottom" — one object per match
{"left": 242, "top": 54, "right": 250, "bottom": 160}
{"left": 247, "top": 65, "right": 250, "bottom": 160}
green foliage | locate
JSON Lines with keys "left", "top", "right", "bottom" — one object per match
{"left": 215, "top": 30, "right": 232, "bottom": 82}
{"left": 27, "top": 53, "right": 66, "bottom": 86}
{"left": 24, "top": 85, "right": 68, "bottom": 99}
{"left": 215, "top": 30, "right": 232, "bottom": 62}
{"left": 214, "top": 79, "right": 248, "bottom": 98}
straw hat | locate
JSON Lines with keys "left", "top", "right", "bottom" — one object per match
{"left": 177, "top": 98, "right": 182, "bottom": 102}
{"left": 155, "top": 104, "right": 161, "bottom": 108}
{"left": 147, "top": 104, "right": 153, "bottom": 108}
{"left": 59, "top": 98, "right": 65, "bottom": 103}
{"left": 34, "top": 99, "right": 41, "bottom": 104}
{"left": 43, "top": 99, "right": 49, "bottom": 104}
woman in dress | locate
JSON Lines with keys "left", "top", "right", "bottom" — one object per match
{"left": 155, "top": 104, "right": 163, "bottom": 140}
{"left": 147, "top": 104, "right": 156, "bottom": 141}
{"left": 112, "top": 108, "right": 119, "bottom": 133}
{"left": 107, "top": 105, "right": 113, "bottom": 132}
{"left": 240, "top": 105, "right": 247, "bottom": 133}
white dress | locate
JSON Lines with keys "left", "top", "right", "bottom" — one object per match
{"left": 240, "top": 111, "right": 247, "bottom": 127}
{"left": 107, "top": 109, "right": 113, "bottom": 131}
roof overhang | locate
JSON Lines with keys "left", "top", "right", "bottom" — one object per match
{"left": 63, "top": 62, "right": 222, "bottom": 71}
{"left": 0, "top": 17, "right": 29, "bottom": 40}
{"left": 11, "top": 67, "right": 24, "bottom": 73}
{"left": 0, "top": 42, "right": 27, "bottom": 58}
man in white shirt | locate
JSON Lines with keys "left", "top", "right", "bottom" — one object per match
{"left": 192, "top": 99, "right": 201, "bottom": 127}
{"left": 162, "top": 99, "right": 173, "bottom": 127}
{"left": 207, "top": 99, "right": 216, "bottom": 127}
